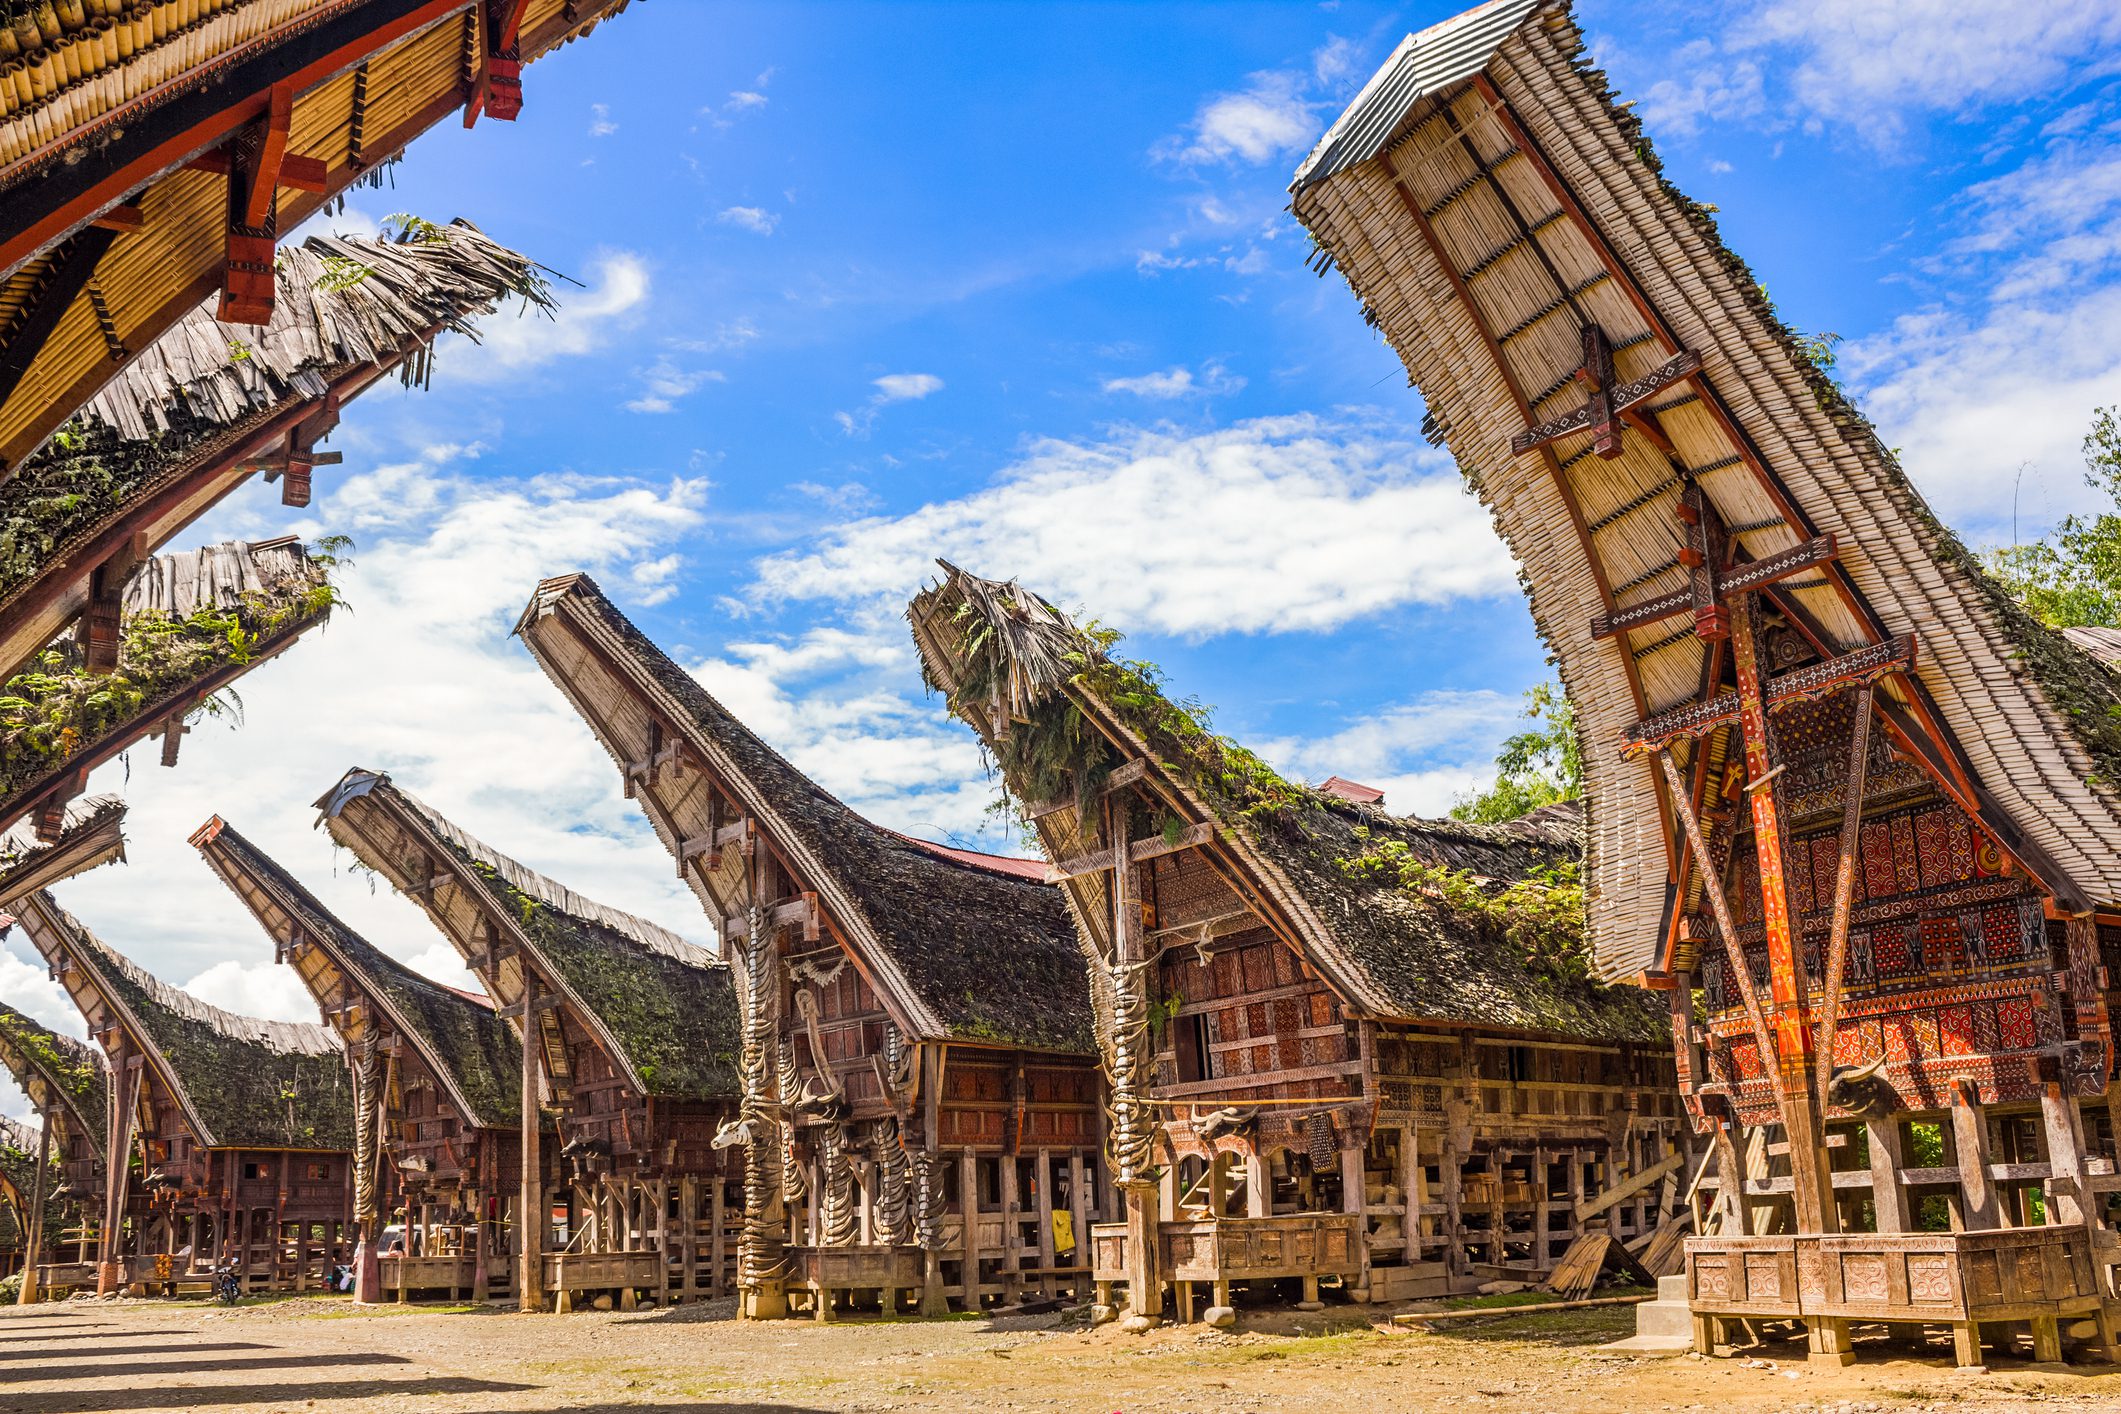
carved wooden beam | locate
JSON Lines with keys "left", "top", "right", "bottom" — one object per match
{"left": 0, "top": 227, "right": 119, "bottom": 412}
{"left": 1044, "top": 822, "right": 1216, "bottom": 883}
{"left": 1623, "top": 635, "right": 1914, "bottom": 757}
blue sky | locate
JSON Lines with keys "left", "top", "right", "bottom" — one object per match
{"left": 6, "top": 0, "right": 2121, "bottom": 1108}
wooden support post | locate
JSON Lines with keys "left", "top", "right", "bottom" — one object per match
{"left": 17, "top": 1112, "right": 49, "bottom": 1304}
{"left": 960, "top": 1150, "right": 982, "bottom": 1312}
{"left": 1034, "top": 1150, "right": 1056, "bottom": 1298}
{"left": 1000, "top": 1153, "right": 1023, "bottom": 1304}
{"left": 1245, "top": 1147, "right": 1270, "bottom": 1219}
{"left": 519, "top": 972, "right": 544, "bottom": 1311}
{"left": 709, "top": 1179, "right": 726, "bottom": 1297}
{"left": 1068, "top": 1152, "right": 1091, "bottom": 1295}
{"left": 1342, "top": 1143, "right": 1369, "bottom": 1295}
{"left": 2039, "top": 1084, "right": 2091, "bottom": 1230}
{"left": 97, "top": 1056, "right": 141, "bottom": 1296}
{"left": 1864, "top": 1119, "right": 1909, "bottom": 1233}
{"left": 1950, "top": 1084, "right": 2000, "bottom": 1230}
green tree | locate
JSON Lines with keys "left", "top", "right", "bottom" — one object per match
{"left": 1450, "top": 682, "right": 1581, "bottom": 823}
{"left": 1988, "top": 407, "right": 2121, "bottom": 627}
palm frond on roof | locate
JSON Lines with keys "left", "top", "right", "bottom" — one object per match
{"left": 1288, "top": 0, "right": 2121, "bottom": 977}
{"left": 516, "top": 572, "right": 1095, "bottom": 1054}
{"left": 908, "top": 562, "right": 1663, "bottom": 1045}
{"left": 10, "top": 892, "right": 351, "bottom": 1151}
{"left": 315, "top": 768, "right": 742, "bottom": 1103}
{"left": 0, "top": 221, "right": 552, "bottom": 679}
{"left": 193, "top": 816, "right": 520, "bottom": 1131}
{"left": 0, "top": 999, "right": 106, "bottom": 1149}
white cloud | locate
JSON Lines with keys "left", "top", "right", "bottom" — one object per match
{"left": 1101, "top": 360, "right": 1244, "bottom": 400}
{"left": 1636, "top": 41, "right": 1765, "bottom": 137}
{"left": 836, "top": 373, "right": 945, "bottom": 437}
{"left": 753, "top": 413, "right": 1515, "bottom": 637}
{"left": 1736, "top": 0, "right": 2121, "bottom": 141}
{"left": 1254, "top": 690, "right": 1521, "bottom": 817}
{"left": 588, "top": 103, "right": 619, "bottom": 138}
{"left": 717, "top": 206, "right": 780, "bottom": 236}
{"left": 1160, "top": 70, "right": 1319, "bottom": 166}
{"left": 449, "top": 250, "right": 650, "bottom": 379}
{"left": 179, "top": 959, "right": 320, "bottom": 1025}
{"left": 872, "top": 373, "right": 944, "bottom": 404}
{"left": 727, "top": 91, "right": 768, "bottom": 111}
{"left": 626, "top": 357, "right": 724, "bottom": 414}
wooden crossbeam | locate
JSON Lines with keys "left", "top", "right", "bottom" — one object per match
{"left": 498, "top": 993, "right": 563, "bottom": 1020}
{"left": 1623, "top": 634, "right": 1914, "bottom": 757}
{"left": 1573, "top": 1151, "right": 1683, "bottom": 1222}
{"left": 1045, "top": 822, "right": 1216, "bottom": 882}
{"left": 0, "top": 227, "right": 119, "bottom": 412}
{"left": 1510, "top": 325, "right": 1699, "bottom": 459}
{"left": 88, "top": 206, "right": 144, "bottom": 234}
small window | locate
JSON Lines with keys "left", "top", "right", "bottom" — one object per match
{"left": 1174, "top": 1013, "right": 1212, "bottom": 1084}
{"left": 305, "top": 1162, "right": 328, "bottom": 1182}
{"left": 243, "top": 1162, "right": 267, "bottom": 1181}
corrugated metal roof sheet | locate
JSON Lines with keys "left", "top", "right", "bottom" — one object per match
{"left": 1290, "top": 0, "right": 1543, "bottom": 195}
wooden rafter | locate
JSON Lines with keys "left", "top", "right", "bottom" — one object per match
{"left": 0, "top": 227, "right": 118, "bottom": 411}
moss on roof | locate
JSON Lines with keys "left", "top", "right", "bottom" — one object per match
{"left": 541, "top": 576, "right": 1095, "bottom": 1054}
{"left": 0, "top": 1001, "right": 105, "bottom": 1147}
{"left": 53, "top": 902, "right": 354, "bottom": 1151}
{"left": 350, "top": 778, "right": 744, "bottom": 1103}
{"left": 202, "top": 821, "right": 521, "bottom": 1131}
{"left": 912, "top": 566, "right": 1666, "bottom": 1045}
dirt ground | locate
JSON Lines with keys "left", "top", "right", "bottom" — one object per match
{"left": 3, "top": 1294, "right": 2119, "bottom": 1414}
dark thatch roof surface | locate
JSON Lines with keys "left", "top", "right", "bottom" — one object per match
{"left": 0, "top": 1000, "right": 106, "bottom": 1149}
{"left": 32, "top": 897, "right": 353, "bottom": 1152}
{"left": 909, "top": 565, "right": 1664, "bottom": 1045}
{"left": 197, "top": 820, "right": 519, "bottom": 1132}
{"left": 321, "top": 771, "right": 742, "bottom": 1104}
{"left": 521, "top": 574, "right": 1095, "bottom": 1054}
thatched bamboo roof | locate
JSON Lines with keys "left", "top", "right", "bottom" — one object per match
{"left": 194, "top": 816, "right": 520, "bottom": 1132}
{"left": 0, "top": 536, "right": 336, "bottom": 834}
{"left": 517, "top": 573, "right": 1095, "bottom": 1054}
{"left": 0, "top": 999, "right": 106, "bottom": 1150}
{"left": 908, "top": 563, "right": 1663, "bottom": 1045}
{"left": 316, "top": 768, "right": 741, "bottom": 1104}
{"left": 0, "top": 0, "right": 635, "bottom": 474}
{"left": 10, "top": 890, "right": 351, "bottom": 1151}
{"left": 0, "top": 220, "right": 555, "bottom": 677}
{"left": 0, "top": 793, "right": 125, "bottom": 898}
{"left": 1288, "top": 0, "right": 2121, "bottom": 978}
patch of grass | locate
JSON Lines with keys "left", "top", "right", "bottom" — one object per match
{"left": 1438, "top": 1284, "right": 1653, "bottom": 1311}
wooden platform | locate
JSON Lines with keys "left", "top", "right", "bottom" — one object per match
{"left": 381, "top": 1255, "right": 480, "bottom": 1302}
{"left": 1687, "top": 1228, "right": 2119, "bottom": 1366}
{"left": 1092, "top": 1212, "right": 1363, "bottom": 1318}
{"left": 542, "top": 1251, "right": 661, "bottom": 1313}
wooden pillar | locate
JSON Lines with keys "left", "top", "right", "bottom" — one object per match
{"left": 17, "top": 1112, "right": 50, "bottom": 1305}
{"left": 1034, "top": 1150, "right": 1056, "bottom": 1298}
{"left": 98, "top": 1058, "right": 142, "bottom": 1295}
{"left": 1000, "top": 1153, "right": 1023, "bottom": 1303}
{"left": 709, "top": 1178, "right": 726, "bottom": 1297}
{"left": 1865, "top": 1119, "right": 1909, "bottom": 1234}
{"left": 959, "top": 1150, "right": 982, "bottom": 1312}
{"left": 1950, "top": 1084, "right": 2000, "bottom": 1230}
{"left": 2039, "top": 1084, "right": 2091, "bottom": 1230}
{"left": 1067, "top": 1153, "right": 1090, "bottom": 1291}
{"left": 1441, "top": 1135, "right": 1466, "bottom": 1277}
{"left": 1244, "top": 1148, "right": 1270, "bottom": 1219}
{"left": 1341, "top": 1143, "right": 1368, "bottom": 1294}
{"left": 518, "top": 973, "right": 545, "bottom": 1310}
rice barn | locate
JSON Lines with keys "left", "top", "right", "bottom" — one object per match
{"left": 1290, "top": 0, "right": 2121, "bottom": 1368}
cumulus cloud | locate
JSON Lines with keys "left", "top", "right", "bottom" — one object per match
{"left": 450, "top": 250, "right": 651, "bottom": 379}
{"left": 1102, "top": 360, "right": 1244, "bottom": 399}
{"left": 755, "top": 413, "right": 1514, "bottom": 636}
{"left": 717, "top": 206, "right": 780, "bottom": 236}
{"left": 1253, "top": 690, "right": 1523, "bottom": 817}
{"left": 588, "top": 103, "right": 619, "bottom": 138}
{"left": 627, "top": 357, "right": 724, "bottom": 414}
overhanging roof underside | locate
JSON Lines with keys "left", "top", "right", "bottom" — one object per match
{"left": 1292, "top": 0, "right": 2121, "bottom": 978}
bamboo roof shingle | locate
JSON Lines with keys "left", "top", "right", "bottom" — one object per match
{"left": 0, "top": 0, "right": 635, "bottom": 475}
{"left": 1289, "top": 0, "right": 2121, "bottom": 978}
{"left": 10, "top": 890, "right": 351, "bottom": 1151}
{"left": 0, "top": 220, "right": 555, "bottom": 677}
{"left": 315, "top": 768, "right": 742, "bottom": 1104}
{"left": 516, "top": 572, "right": 1096, "bottom": 1055}
{"left": 908, "top": 563, "right": 1664, "bottom": 1046}
{"left": 193, "top": 815, "right": 519, "bottom": 1131}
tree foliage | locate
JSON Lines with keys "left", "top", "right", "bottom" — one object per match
{"left": 1450, "top": 682, "right": 1581, "bottom": 823}
{"left": 1988, "top": 407, "right": 2121, "bottom": 627}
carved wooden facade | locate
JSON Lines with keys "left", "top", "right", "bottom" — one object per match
{"left": 1294, "top": 0, "right": 2121, "bottom": 1365}
{"left": 317, "top": 768, "right": 743, "bottom": 1311}
{"left": 195, "top": 814, "right": 543, "bottom": 1304}
{"left": 515, "top": 573, "right": 1106, "bottom": 1320}
{"left": 910, "top": 565, "right": 1683, "bottom": 1320}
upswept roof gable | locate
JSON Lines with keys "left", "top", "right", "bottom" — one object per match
{"left": 193, "top": 816, "right": 519, "bottom": 1132}
{"left": 516, "top": 572, "right": 1095, "bottom": 1054}
{"left": 0, "top": 1000, "right": 107, "bottom": 1150}
{"left": 1289, "top": 0, "right": 2121, "bottom": 977}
